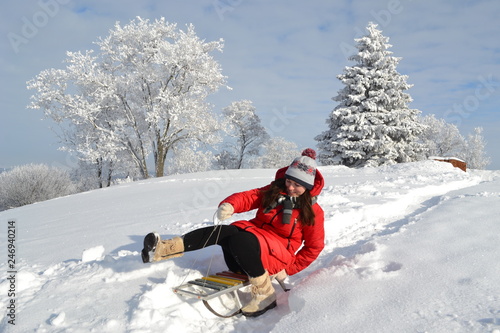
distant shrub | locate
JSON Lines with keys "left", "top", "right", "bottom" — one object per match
{"left": 0, "top": 164, "right": 76, "bottom": 210}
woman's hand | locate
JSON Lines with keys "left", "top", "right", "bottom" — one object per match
{"left": 216, "top": 203, "right": 234, "bottom": 221}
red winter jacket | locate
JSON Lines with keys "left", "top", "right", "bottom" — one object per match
{"left": 220, "top": 167, "right": 325, "bottom": 276}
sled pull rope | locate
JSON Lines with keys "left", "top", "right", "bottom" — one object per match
{"left": 177, "top": 211, "right": 224, "bottom": 287}
{"left": 203, "top": 211, "right": 224, "bottom": 279}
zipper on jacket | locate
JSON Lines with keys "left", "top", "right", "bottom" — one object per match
{"left": 263, "top": 207, "right": 297, "bottom": 250}
{"left": 263, "top": 208, "right": 282, "bottom": 228}
{"left": 286, "top": 218, "right": 298, "bottom": 250}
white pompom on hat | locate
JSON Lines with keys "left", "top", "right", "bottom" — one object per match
{"left": 285, "top": 148, "right": 317, "bottom": 190}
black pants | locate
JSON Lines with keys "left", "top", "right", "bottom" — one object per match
{"left": 183, "top": 225, "right": 265, "bottom": 277}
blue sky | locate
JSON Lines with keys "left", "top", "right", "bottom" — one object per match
{"left": 1, "top": 0, "right": 499, "bottom": 170}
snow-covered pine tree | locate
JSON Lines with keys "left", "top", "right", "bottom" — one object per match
{"left": 315, "top": 22, "right": 425, "bottom": 167}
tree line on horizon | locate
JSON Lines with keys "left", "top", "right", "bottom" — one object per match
{"left": 0, "top": 19, "right": 490, "bottom": 210}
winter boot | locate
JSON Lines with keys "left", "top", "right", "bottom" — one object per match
{"left": 241, "top": 271, "right": 277, "bottom": 317}
{"left": 141, "top": 232, "right": 184, "bottom": 263}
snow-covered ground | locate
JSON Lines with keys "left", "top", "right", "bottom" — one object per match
{"left": 1, "top": 160, "right": 499, "bottom": 332}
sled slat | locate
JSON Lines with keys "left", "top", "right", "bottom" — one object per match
{"left": 189, "top": 279, "right": 225, "bottom": 291}
{"left": 208, "top": 275, "right": 245, "bottom": 285}
{"left": 174, "top": 282, "right": 247, "bottom": 301}
{"left": 202, "top": 276, "right": 241, "bottom": 286}
{"left": 173, "top": 287, "right": 209, "bottom": 299}
{"left": 193, "top": 278, "right": 229, "bottom": 289}
{"left": 173, "top": 271, "right": 250, "bottom": 302}
{"left": 215, "top": 271, "right": 248, "bottom": 282}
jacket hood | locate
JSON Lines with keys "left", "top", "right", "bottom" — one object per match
{"left": 275, "top": 166, "right": 324, "bottom": 197}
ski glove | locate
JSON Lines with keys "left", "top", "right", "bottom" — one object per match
{"left": 217, "top": 203, "right": 234, "bottom": 221}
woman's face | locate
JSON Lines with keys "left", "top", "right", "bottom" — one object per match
{"left": 285, "top": 178, "right": 307, "bottom": 197}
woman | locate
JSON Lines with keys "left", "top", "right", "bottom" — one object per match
{"left": 141, "top": 149, "right": 325, "bottom": 317}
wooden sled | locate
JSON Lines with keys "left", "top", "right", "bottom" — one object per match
{"left": 173, "top": 271, "right": 250, "bottom": 318}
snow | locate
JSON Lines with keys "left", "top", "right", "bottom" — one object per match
{"left": 429, "top": 156, "right": 466, "bottom": 163}
{"left": 81, "top": 245, "right": 105, "bottom": 263}
{"left": 1, "top": 160, "right": 500, "bottom": 332}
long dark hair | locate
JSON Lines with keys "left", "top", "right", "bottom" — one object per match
{"left": 261, "top": 178, "right": 316, "bottom": 226}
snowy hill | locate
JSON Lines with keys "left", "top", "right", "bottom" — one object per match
{"left": 1, "top": 160, "right": 500, "bottom": 332}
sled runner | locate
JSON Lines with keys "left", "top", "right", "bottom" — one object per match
{"left": 173, "top": 271, "right": 250, "bottom": 318}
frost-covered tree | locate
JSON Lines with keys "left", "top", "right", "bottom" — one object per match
{"left": 167, "top": 145, "right": 215, "bottom": 175}
{"left": 418, "top": 114, "right": 465, "bottom": 158}
{"left": 215, "top": 150, "right": 239, "bottom": 170}
{"left": 62, "top": 121, "right": 120, "bottom": 187}
{"left": 460, "top": 127, "right": 490, "bottom": 169}
{"left": 0, "top": 164, "right": 76, "bottom": 210}
{"left": 315, "top": 22, "right": 425, "bottom": 167}
{"left": 251, "top": 137, "right": 299, "bottom": 168}
{"left": 72, "top": 160, "right": 111, "bottom": 191}
{"left": 218, "top": 100, "right": 270, "bottom": 169}
{"left": 27, "top": 17, "right": 226, "bottom": 178}
{"left": 72, "top": 157, "right": 140, "bottom": 191}
{"left": 418, "top": 116, "right": 490, "bottom": 169}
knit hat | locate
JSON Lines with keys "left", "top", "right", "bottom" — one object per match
{"left": 285, "top": 148, "right": 317, "bottom": 190}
